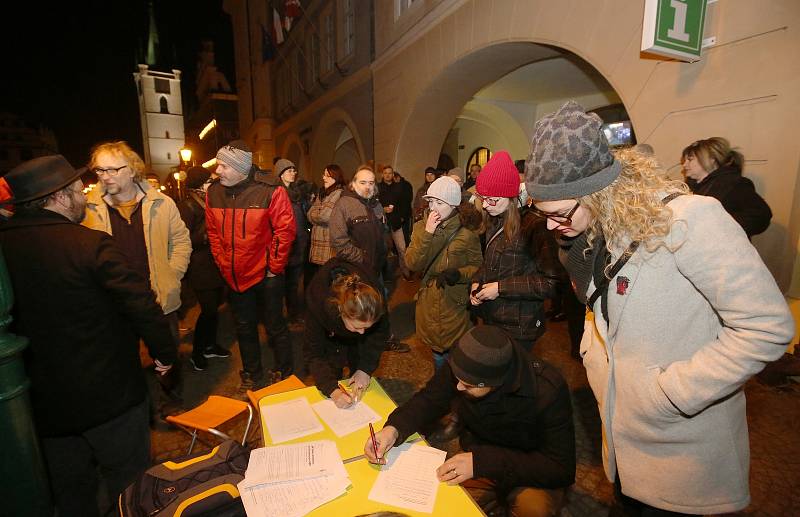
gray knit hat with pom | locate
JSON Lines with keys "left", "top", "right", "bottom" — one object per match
{"left": 525, "top": 101, "right": 621, "bottom": 200}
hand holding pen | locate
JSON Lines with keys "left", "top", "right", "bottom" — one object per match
{"left": 365, "top": 425, "right": 399, "bottom": 465}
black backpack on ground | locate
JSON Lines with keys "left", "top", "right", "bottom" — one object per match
{"left": 119, "top": 440, "right": 249, "bottom": 517}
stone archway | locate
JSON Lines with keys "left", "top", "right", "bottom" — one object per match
{"left": 278, "top": 132, "right": 306, "bottom": 178}
{"left": 309, "top": 107, "right": 367, "bottom": 183}
{"left": 391, "top": 41, "right": 619, "bottom": 187}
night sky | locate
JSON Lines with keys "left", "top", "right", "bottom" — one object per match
{"left": 1, "top": 0, "right": 234, "bottom": 167}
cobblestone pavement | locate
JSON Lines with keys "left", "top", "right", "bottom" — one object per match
{"left": 149, "top": 276, "right": 800, "bottom": 516}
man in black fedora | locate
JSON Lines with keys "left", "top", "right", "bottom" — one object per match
{"left": 0, "top": 155, "right": 179, "bottom": 517}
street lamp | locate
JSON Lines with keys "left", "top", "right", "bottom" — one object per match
{"left": 179, "top": 147, "right": 193, "bottom": 165}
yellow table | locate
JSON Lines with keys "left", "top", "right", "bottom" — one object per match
{"left": 257, "top": 379, "right": 485, "bottom": 516}
{"left": 259, "top": 379, "right": 417, "bottom": 461}
{"left": 304, "top": 457, "right": 486, "bottom": 517}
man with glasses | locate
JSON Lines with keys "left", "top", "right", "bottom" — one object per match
{"left": 84, "top": 142, "right": 191, "bottom": 334}
{"left": 0, "top": 155, "right": 179, "bottom": 516}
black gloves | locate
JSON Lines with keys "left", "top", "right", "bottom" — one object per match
{"left": 435, "top": 268, "right": 461, "bottom": 288}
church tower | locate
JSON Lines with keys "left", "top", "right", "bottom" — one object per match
{"left": 133, "top": 1, "right": 185, "bottom": 178}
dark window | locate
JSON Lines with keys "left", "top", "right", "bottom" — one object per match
{"left": 167, "top": 152, "right": 172, "bottom": 160}
{"left": 165, "top": 130, "right": 170, "bottom": 139}
{"left": 154, "top": 78, "right": 171, "bottom": 94}
{"left": 160, "top": 97, "right": 169, "bottom": 114}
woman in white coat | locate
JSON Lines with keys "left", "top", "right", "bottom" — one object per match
{"left": 525, "top": 101, "right": 794, "bottom": 516}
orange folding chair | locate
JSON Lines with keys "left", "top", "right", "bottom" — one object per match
{"left": 246, "top": 374, "right": 306, "bottom": 413}
{"left": 166, "top": 395, "right": 254, "bottom": 454}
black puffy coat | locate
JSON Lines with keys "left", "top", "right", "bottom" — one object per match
{"left": 0, "top": 209, "right": 176, "bottom": 436}
{"left": 387, "top": 350, "right": 576, "bottom": 492}
{"left": 687, "top": 164, "right": 772, "bottom": 238}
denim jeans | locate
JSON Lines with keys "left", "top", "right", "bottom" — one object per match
{"left": 228, "top": 274, "right": 293, "bottom": 379}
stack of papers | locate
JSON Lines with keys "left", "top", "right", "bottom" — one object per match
{"left": 368, "top": 443, "right": 446, "bottom": 513}
{"left": 238, "top": 440, "right": 350, "bottom": 517}
{"left": 311, "top": 399, "right": 381, "bottom": 437}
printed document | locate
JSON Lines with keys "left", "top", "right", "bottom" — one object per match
{"left": 241, "top": 440, "right": 347, "bottom": 487}
{"left": 368, "top": 442, "right": 446, "bottom": 513}
{"left": 311, "top": 399, "right": 381, "bottom": 437}
{"left": 238, "top": 440, "right": 350, "bottom": 517}
{"left": 262, "top": 397, "right": 324, "bottom": 443}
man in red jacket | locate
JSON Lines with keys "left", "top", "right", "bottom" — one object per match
{"left": 206, "top": 140, "right": 296, "bottom": 390}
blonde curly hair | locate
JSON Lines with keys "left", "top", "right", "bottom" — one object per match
{"left": 579, "top": 147, "right": 689, "bottom": 255}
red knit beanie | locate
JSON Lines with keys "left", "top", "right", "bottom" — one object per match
{"left": 476, "top": 150, "right": 520, "bottom": 198}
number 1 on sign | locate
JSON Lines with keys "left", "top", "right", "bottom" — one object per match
{"left": 668, "top": 0, "right": 690, "bottom": 42}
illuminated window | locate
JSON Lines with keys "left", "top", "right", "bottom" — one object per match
{"left": 467, "top": 147, "right": 491, "bottom": 169}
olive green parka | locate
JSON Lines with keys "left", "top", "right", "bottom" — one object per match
{"left": 406, "top": 206, "right": 482, "bottom": 352}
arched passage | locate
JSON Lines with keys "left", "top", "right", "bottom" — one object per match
{"left": 279, "top": 132, "right": 306, "bottom": 178}
{"left": 393, "top": 42, "right": 625, "bottom": 187}
{"left": 309, "top": 107, "right": 367, "bottom": 182}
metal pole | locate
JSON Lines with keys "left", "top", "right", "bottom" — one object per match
{"left": 0, "top": 247, "right": 53, "bottom": 516}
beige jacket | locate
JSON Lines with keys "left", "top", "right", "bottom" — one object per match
{"left": 580, "top": 194, "right": 794, "bottom": 514}
{"left": 84, "top": 182, "right": 191, "bottom": 314}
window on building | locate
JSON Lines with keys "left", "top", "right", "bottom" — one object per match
{"left": 165, "top": 130, "right": 170, "bottom": 139}
{"left": 396, "top": 0, "right": 418, "bottom": 18}
{"left": 309, "top": 32, "right": 320, "bottom": 87}
{"left": 467, "top": 147, "right": 491, "bottom": 170}
{"left": 154, "top": 78, "right": 171, "bottom": 94}
{"left": 321, "top": 10, "right": 335, "bottom": 75}
{"left": 341, "top": 0, "right": 355, "bottom": 58}
{"left": 160, "top": 97, "right": 169, "bottom": 114}
{"left": 167, "top": 152, "right": 172, "bottom": 161}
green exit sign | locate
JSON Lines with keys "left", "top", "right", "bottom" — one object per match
{"left": 642, "top": 0, "right": 708, "bottom": 62}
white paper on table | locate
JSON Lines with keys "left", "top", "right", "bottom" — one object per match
{"left": 262, "top": 397, "right": 324, "bottom": 444}
{"left": 241, "top": 440, "right": 348, "bottom": 488}
{"left": 367, "top": 442, "right": 446, "bottom": 514}
{"left": 311, "top": 398, "right": 382, "bottom": 437}
{"left": 238, "top": 475, "right": 350, "bottom": 517}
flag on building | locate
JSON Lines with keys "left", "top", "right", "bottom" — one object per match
{"left": 273, "top": 8, "right": 284, "bottom": 45}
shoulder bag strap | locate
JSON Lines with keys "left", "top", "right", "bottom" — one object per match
{"left": 421, "top": 227, "right": 463, "bottom": 282}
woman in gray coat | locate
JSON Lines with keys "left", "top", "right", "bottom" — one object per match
{"left": 525, "top": 102, "right": 794, "bottom": 515}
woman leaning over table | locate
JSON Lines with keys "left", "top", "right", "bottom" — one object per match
{"left": 304, "top": 256, "right": 389, "bottom": 408}
{"left": 405, "top": 175, "right": 482, "bottom": 369}
{"left": 469, "top": 150, "right": 563, "bottom": 352}
{"left": 525, "top": 101, "right": 794, "bottom": 515}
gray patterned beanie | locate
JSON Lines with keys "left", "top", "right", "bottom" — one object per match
{"left": 525, "top": 101, "right": 621, "bottom": 200}
{"left": 217, "top": 140, "right": 253, "bottom": 176}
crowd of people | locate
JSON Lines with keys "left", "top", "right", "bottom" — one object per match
{"left": 0, "top": 100, "right": 793, "bottom": 517}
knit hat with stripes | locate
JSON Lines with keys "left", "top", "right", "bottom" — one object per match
{"left": 216, "top": 140, "right": 253, "bottom": 176}
{"left": 448, "top": 325, "right": 514, "bottom": 387}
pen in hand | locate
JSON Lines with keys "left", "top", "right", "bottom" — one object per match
{"left": 369, "top": 423, "right": 380, "bottom": 462}
{"left": 337, "top": 383, "right": 353, "bottom": 405}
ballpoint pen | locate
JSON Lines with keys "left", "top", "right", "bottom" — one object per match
{"left": 369, "top": 422, "right": 380, "bottom": 462}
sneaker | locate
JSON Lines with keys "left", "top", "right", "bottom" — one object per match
{"left": 203, "top": 345, "right": 231, "bottom": 359}
{"left": 386, "top": 339, "right": 411, "bottom": 353}
{"left": 189, "top": 356, "right": 207, "bottom": 371}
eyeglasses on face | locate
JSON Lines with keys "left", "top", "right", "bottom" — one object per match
{"left": 531, "top": 201, "right": 581, "bottom": 225}
{"left": 476, "top": 194, "right": 502, "bottom": 207}
{"left": 92, "top": 165, "right": 128, "bottom": 177}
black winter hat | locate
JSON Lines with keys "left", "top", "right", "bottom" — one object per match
{"left": 448, "top": 325, "right": 514, "bottom": 387}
